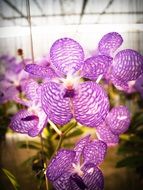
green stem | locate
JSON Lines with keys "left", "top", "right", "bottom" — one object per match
{"left": 40, "top": 135, "right": 49, "bottom": 190}
{"left": 64, "top": 122, "right": 77, "bottom": 136}
{"left": 54, "top": 134, "right": 63, "bottom": 153}
{"left": 53, "top": 122, "right": 77, "bottom": 155}
{"left": 46, "top": 122, "right": 77, "bottom": 189}
{"left": 44, "top": 168, "right": 49, "bottom": 190}
{"left": 52, "top": 121, "right": 77, "bottom": 140}
{"left": 3, "top": 102, "right": 8, "bottom": 116}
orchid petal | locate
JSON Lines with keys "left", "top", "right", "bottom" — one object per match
{"left": 110, "top": 75, "right": 129, "bottom": 91}
{"left": 25, "top": 64, "right": 58, "bottom": 79}
{"left": 73, "top": 81, "right": 110, "bottom": 127}
{"left": 50, "top": 38, "right": 84, "bottom": 75}
{"left": 74, "top": 135, "right": 90, "bottom": 163}
{"left": 46, "top": 149, "right": 76, "bottom": 181}
{"left": 106, "top": 106, "right": 131, "bottom": 135}
{"left": 112, "top": 49, "right": 143, "bottom": 82}
{"left": 82, "top": 163, "right": 104, "bottom": 190}
{"left": 10, "top": 109, "right": 39, "bottom": 135}
{"left": 98, "top": 32, "right": 123, "bottom": 56}
{"left": 41, "top": 82, "right": 73, "bottom": 125}
{"left": 83, "top": 140, "right": 107, "bottom": 165}
{"left": 22, "top": 79, "right": 40, "bottom": 101}
{"left": 82, "top": 55, "right": 112, "bottom": 80}
{"left": 106, "top": 106, "right": 130, "bottom": 135}
{"left": 28, "top": 109, "right": 47, "bottom": 137}
{"left": 53, "top": 172, "right": 72, "bottom": 190}
{"left": 96, "top": 123, "right": 119, "bottom": 146}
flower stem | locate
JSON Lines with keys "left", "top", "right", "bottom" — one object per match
{"left": 48, "top": 119, "right": 62, "bottom": 136}
{"left": 54, "top": 134, "right": 63, "bottom": 153}
{"left": 54, "top": 121, "right": 77, "bottom": 154}
{"left": 64, "top": 122, "right": 77, "bottom": 136}
{"left": 52, "top": 120, "right": 77, "bottom": 140}
{"left": 46, "top": 121, "right": 77, "bottom": 189}
{"left": 40, "top": 134, "right": 49, "bottom": 190}
{"left": 44, "top": 167, "right": 49, "bottom": 190}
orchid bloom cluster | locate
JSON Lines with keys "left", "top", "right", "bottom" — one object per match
{"left": 1, "top": 32, "right": 143, "bottom": 190}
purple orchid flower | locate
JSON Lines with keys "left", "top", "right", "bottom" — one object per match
{"left": 79, "top": 32, "right": 123, "bottom": 83}
{"left": 46, "top": 135, "right": 107, "bottom": 190}
{"left": 9, "top": 79, "right": 48, "bottom": 137}
{"left": 96, "top": 106, "right": 131, "bottom": 146}
{"left": 90, "top": 32, "right": 143, "bottom": 93}
{"left": 25, "top": 38, "right": 110, "bottom": 128}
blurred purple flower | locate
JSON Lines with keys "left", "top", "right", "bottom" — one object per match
{"left": 46, "top": 135, "right": 107, "bottom": 190}
{"left": 0, "top": 55, "right": 29, "bottom": 104}
{"left": 9, "top": 79, "right": 47, "bottom": 137}
{"left": 135, "top": 74, "right": 143, "bottom": 98}
{"left": 96, "top": 106, "right": 131, "bottom": 146}
{"left": 0, "top": 80, "right": 19, "bottom": 104}
{"left": 0, "top": 54, "right": 26, "bottom": 74}
{"left": 25, "top": 38, "right": 110, "bottom": 127}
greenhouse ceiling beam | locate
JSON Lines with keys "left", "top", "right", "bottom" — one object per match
{"left": 96, "top": 0, "right": 114, "bottom": 23}
{"left": 33, "top": 0, "right": 44, "bottom": 15}
{"left": 101, "top": 0, "right": 114, "bottom": 15}
{"left": 79, "top": 0, "right": 88, "bottom": 24}
{"left": 1, "top": 11, "right": 143, "bottom": 20}
{"left": 2, "top": 0, "right": 27, "bottom": 19}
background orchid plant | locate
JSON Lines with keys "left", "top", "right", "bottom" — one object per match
{"left": 0, "top": 32, "right": 143, "bottom": 190}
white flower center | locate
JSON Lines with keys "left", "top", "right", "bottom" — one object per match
{"left": 117, "top": 115, "right": 127, "bottom": 120}
{"left": 60, "top": 70, "right": 82, "bottom": 90}
{"left": 28, "top": 103, "right": 40, "bottom": 114}
{"left": 72, "top": 163, "right": 84, "bottom": 176}
{"left": 87, "top": 167, "right": 94, "bottom": 174}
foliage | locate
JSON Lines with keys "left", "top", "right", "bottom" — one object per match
{"left": 1, "top": 168, "right": 20, "bottom": 190}
{"left": 116, "top": 104, "right": 143, "bottom": 179}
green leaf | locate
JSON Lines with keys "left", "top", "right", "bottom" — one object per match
{"left": 1, "top": 168, "right": 20, "bottom": 190}
{"left": 119, "top": 134, "right": 130, "bottom": 141}
{"left": 131, "top": 112, "right": 143, "bottom": 129}
{"left": 17, "top": 141, "right": 42, "bottom": 150}
{"left": 118, "top": 144, "right": 143, "bottom": 154}
{"left": 63, "top": 143, "right": 75, "bottom": 148}
{"left": 116, "top": 155, "right": 143, "bottom": 168}
{"left": 65, "top": 128, "right": 83, "bottom": 138}
{"left": 21, "top": 155, "right": 36, "bottom": 167}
